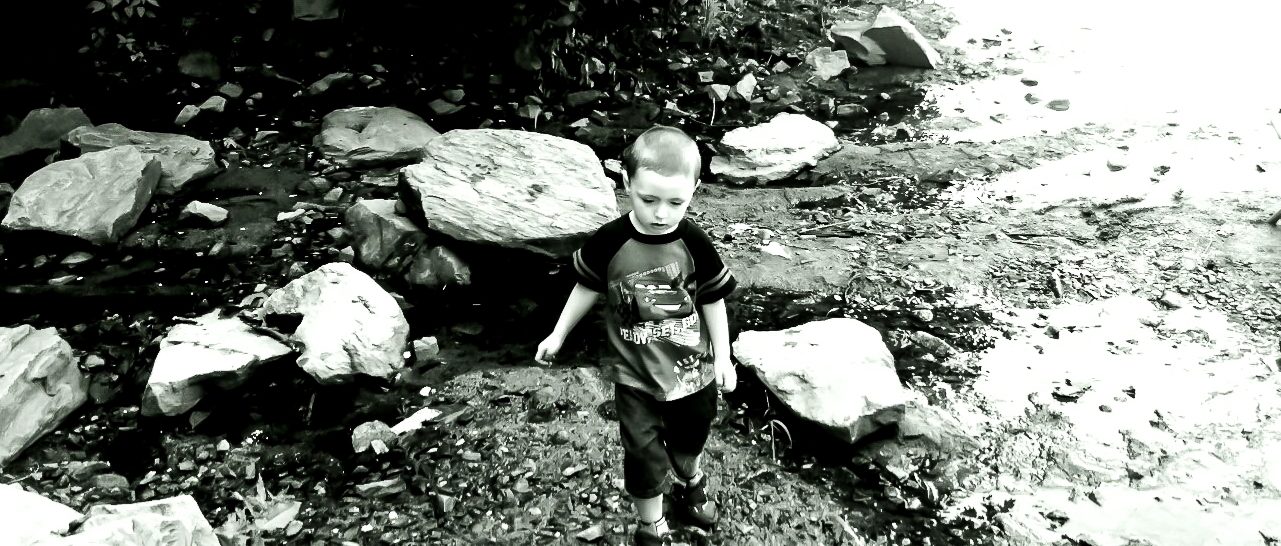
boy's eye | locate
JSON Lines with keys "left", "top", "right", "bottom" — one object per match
{"left": 641, "top": 198, "right": 656, "bottom": 203}
{"left": 669, "top": 201, "right": 684, "bottom": 206}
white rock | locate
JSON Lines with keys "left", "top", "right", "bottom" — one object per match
{"left": 58, "top": 495, "right": 219, "bottom": 546}
{"left": 404, "top": 246, "right": 471, "bottom": 288}
{"left": 733, "top": 318, "right": 908, "bottom": 442}
{"left": 179, "top": 201, "right": 229, "bottom": 226}
{"left": 860, "top": 6, "right": 942, "bottom": 69}
{"left": 710, "top": 113, "right": 842, "bottom": 184}
{"left": 708, "top": 84, "right": 732, "bottom": 102}
{"left": 343, "top": 199, "right": 425, "bottom": 269}
{"left": 314, "top": 106, "right": 440, "bottom": 167}
{"left": 197, "top": 96, "right": 226, "bottom": 113}
{"left": 401, "top": 129, "right": 618, "bottom": 257}
{"left": 733, "top": 73, "right": 758, "bottom": 100}
{"left": 2, "top": 146, "right": 161, "bottom": 244}
{"left": 65, "top": 123, "right": 217, "bottom": 195}
{"left": 413, "top": 336, "right": 440, "bottom": 361}
{"left": 352, "top": 421, "right": 397, "bottom": 453}
{"left": 830, "top": 19, "right": 886, "bottom": 65}
{"left": 261, "top": 263, "right": 409, "bottom": 384}
{"left": 392, "top": 407, "right": 443, "bottom": 434}
{"left": 0, "top": 326, "right": 89, "bottom": 467}
{"left": 175, "top": 105, "right": 201, "bottom": 126}
{"left": 0, "top": 107, "right": 92, "bottom": 161}
{"left": 805, "top": 47, "right": 851, "bottom": 79}
{"left": 142, "top": 311, "right": 292, "bottom": 416}
{"left": 0, "top": 484, "right": 82, "bottom": 544}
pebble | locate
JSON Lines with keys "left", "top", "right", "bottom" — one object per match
{"left": 1024, "top": 93, "right": 1041, "bottom": 104}
{"left": 1047, "top": 99, "right": 1071, "bottom": 111}
{"left": 61, "top": 251, "right": 93, "bottom": 265}
{"left": 551, "top": 430, "right": 571, "bottom": 445}
{"left": 461, "top": 451, "right": 482, "bottom": 462}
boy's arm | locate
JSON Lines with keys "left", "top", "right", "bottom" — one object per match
{"left": 549, "top": 283, "right": 601, "bottom": 342}
{"left": 700, "top": 299, "right": 736, "bottom": 392}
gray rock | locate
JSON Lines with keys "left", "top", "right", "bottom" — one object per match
{"left": 805, "top": 47, "right": 851, "bottom": 80}
{"left": 0, "top": 183, "right": 12, "bottom": 218}
{"left": 0, "top": 483, "right": 82, "bottom": 544}
{"left": 2, "top": 146, "right": 161, "bottom": 244}
{"left": 197, "top": 96, "right": 226, "bottom": 113}
{"left": 179, "top": 201, "right": 229, "bottom": 226}
{"left": 344, "top": 199, "right": 426, "bottom": 270}
{"left": 404, "top": 246, "right": 471, "bottom": 288}
{"left": 734, "top": 73, "right": 758, "bottom": 100}
{"left": 733, "top": 318, "right": 909, "bottom": 443}
{"left": 142, "top": 312, "right": 292, "bottom": 416}
{"left": 860, "top": 7, "right": 943, "bottom": 69}
{"left": 65, "top": 123, "right": 218, "bottom": 195}
{"left": 64, "top": 495, "right": 219, "bottom": 545}
{"left": 401, "top": 129, "right": 617, "bottom": 257}
{"left": 0, "top": 326, "right": 88, "bottom": 467}
{"left": 710, "top": 113, "right": 841, "bottom": 184}
{"left": 218, "top": 82, "right": 244, "bottom": 99}
{"left": 356, "top": 478, "right": 406, "bottom": 499}
{"left": 428, "top": 99, "right": 463, "bottom": 116}
{"left": 707, "top": 84, "right": 732, "bottom": 102}
{"left": 262, "top": 263, "right": 409, "bottom": 384}
{"left": 307, "top": 72, "right": 354, "bottom": 95}
{"left": 413, "top": 336, "right": 440, "bottom": 361}
{"left": 314, "top": 106, "right": 441, "bottom": 167}
{"left": 175, "top": 105, "right": 201, "bottom": 126}
{"left": 60, "top": 251, "right": 93, "bottom": 266}
{"left": 351, "top": 421, "right": 396, "bottom": 454}
{"left": 566, "top": 90, "right": 606, "bottom": 107}
{"left": 0, "top": 107, "right": 92, "bottom": 161}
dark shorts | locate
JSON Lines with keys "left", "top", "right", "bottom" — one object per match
{"left": 614, "top": 382, "right": 718, "bottom": 499}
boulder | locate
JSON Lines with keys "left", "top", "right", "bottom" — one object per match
{"left": 709, "top": 113, "right": 841, "bottom": 184}
{"left": 0, "top": 484, "right": 82, "bottom": 544}
{"left": 732, "top": 318, "right": 909, "bottom": 443}
{"left": 830, "top": 7, "right": 941, "bottom": 69}
{"left": 52, "top": 495, "right": 219, "bottom": 546}
{"left": 412, "top": 336, "right": 440, "bottom": 361}
{"left": 314, "top": 107, "right": 440, "bottom": 167}
{"left": 261, "top": 263, "right": 409, "bottom": 384}
{"left": 805, "top": 47, "right": 851, "bottom": 80}
{"left": 1, "top": 146, "right": 161, "bottom": 244}
{"left": 352, "top": 420, "right": 396, "bottom": 454}
{"left": 343, "top": 199, "right": 426, "bottom": 270}
{"left": 400, "top": 129, "right": 617, "bottom": 257}
{"left": 404, "top": 246, "right": 471, "bottom": 288}
{"left": 66, "top": 123, "right": 218, "bottom": 194}
{"left": 178, "top": 201, "right": 228, "bottom": 226}
{"left": 142, "top": 311, "right": 292, "bottom": 417}
{"left": 0, "top": 326, "right": 88, "bottom": 467}
{"left": 0, "top": 107, "right": 92, "bottom": 162}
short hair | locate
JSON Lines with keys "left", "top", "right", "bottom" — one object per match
{"left": 622, "top": 125, "right": 701, "bottom": 182}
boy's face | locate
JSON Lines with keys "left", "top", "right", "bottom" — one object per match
{"left": 624, "top": 168, "right": 698, "bottom": 235}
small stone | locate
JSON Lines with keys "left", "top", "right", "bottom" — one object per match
{"left": 576, "top": 524, "right": 605, "bottom": 542}
{"left": 175, "top": 105, "right": 201, "bottom": 126}
{"left": 217, "top": 439, "right": 231, "bottom": 451}
{"left": 219, "top": 82, "right": 244, "bottom": 98}
{"left": 1106, "top": 158, "right": 1128, "bottom": 171}
{"left": 698, "top": 71, "right": 715, "bottom": 83}
{"left": 708, "top": 84, "right": 731, "bottom": 102}
{"left": 461, "top": 451, "right": 481, "bottom": 462}
{"left": 1047, "top": 99, "right": 1071, "bottom": 111}
{"left": 286, "top": 520, "right": 304, "bottom": 536}
{"left": 287, "top": 263, "right": 306, "bottom": 278}
{"left": 180, "top": 201, "right": 230, "bottom": 226}
{"left": 198, "top": 96, "right": 227, "bottom": 113}
{"left": 562, "top": 464, "right": 586, "bottom": 477}
{"left": 353, "top": 421, "right": 397, "bottom": 454}
{"left": 772, "top": 60, "right": 791, "bottom": 73}
{"left": 178, "top": 460, "right": 196, "bottom": 472}
{"left": 1024, "top": 93, "right": 1041, "bottom": 104}
{"left": 277, "top": 209, "right": 305, "bottom": 222}
{"left": 734, "top": 73, "right": 758, "bottom": 100}
{"left": 711, "top": 57, "right": 730, "bottom": 69}
{"left": 517, "top": 104, "right": 542, "bottom": 119}
{"left": 327, "top": 227, "right": 350, "bottom": 245}
{"left": 322, "top": 187, "right": 344, "bottom": 203}
{"left": 355, "top": 478, "right": 406, "bottom": 498}
{"left": 61, "top": 251, "right": 94, "bottom": 266}
{"left": 434, "top": 493, "right": 456, "bottom": 515}
{"left": 566, "top": 90, "right": 606, "bottom": 107}
{"left": 1020, "top": 78, "right": 1038, "bottom": 86}
{"left": 49, "top": 275, "right": 77, "bottom": 285}
{"left": 338, "top": 246, "right": 355, "bottom": 263}
{"left": 413, "top": 337, "right": 440, "bottom": 361}
{"left": 428, "top": 99, "right": 462, "bottom": 116}
{"left": 835, "top": 104, "right": 868, "bottom": 117}
{"left": 551, "top": 430, "right": 571, "bottom": 445}
{"left": 92, "top": 473, "right": 130, "bottom": 492}
{"left": 443, "top": 89, "right": 465, "bottom": 103}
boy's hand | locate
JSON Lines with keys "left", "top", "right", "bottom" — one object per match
{"left": 535, "top": 334, "right": 564, "bottom": 366}
{"left": 714, "top": 357, "right": 736, "bottom": 393}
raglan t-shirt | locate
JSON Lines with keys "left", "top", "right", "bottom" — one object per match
{"left": 573, "top": 214, "right": 737, "bottom": 401}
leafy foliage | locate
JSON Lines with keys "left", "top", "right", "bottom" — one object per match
{"left": 85, "top": 0, "right": 160, "bottom": 63}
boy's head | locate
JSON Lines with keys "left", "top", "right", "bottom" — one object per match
{"left": 621, "top": 125, "right": 701, "bottom": 235}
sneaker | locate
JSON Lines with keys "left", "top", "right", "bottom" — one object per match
{"left": 670, "top": 473, "right": 718, "bottom": 529}
{"left": 633, "top": 517, "right": 672, "bottom": 546}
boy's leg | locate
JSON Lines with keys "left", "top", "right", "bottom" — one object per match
{"left": 660, "top": 383, "right": 718, "bottom": 481}
{"left": 659, "top": 383, "right": 719, "bottom": 529}
{"left": 614, "top": 383, "right": 673, "bottom": 542}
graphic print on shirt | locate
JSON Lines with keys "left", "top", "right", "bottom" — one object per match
{"left": 610, "top": 262, "right": 702, "bottom": 364}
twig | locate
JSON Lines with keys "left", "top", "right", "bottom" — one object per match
{"left": 1002, "top": 230, "right": 1091, "bottom": 244}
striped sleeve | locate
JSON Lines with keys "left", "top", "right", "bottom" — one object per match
{"left": 571, "top": 218, "right": 628, "bottom": 292}
{"left": 684, "top": 222, "right": 737, "bottom": 305}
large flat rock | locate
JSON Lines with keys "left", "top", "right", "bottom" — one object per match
{"left": 0, "top": 325, "right": 88, "bottom": 467}
{"left": 0, "top": 484, "right": 82, "bottom": 544}
{"left": 401, "top": 129, "right": 617, "bottom": 257}
{"left": 0, "top": 107, "right": 92, "bottom": 161}
{"left": 47, "top": 495, "right": 219, "bottom": 546}
{"left": 65, "top": 123, "right": 218, "bottom": 195}
{"left": 710, "top": 113, "right": 841, "bottom": 185}
{"left": 143, "top": 311, "right": 292, "bottom": 416}
{"left": 2, "top": 146, "right": 161, "bottom": 244}
{"left": 733, "top": 318, "right": 908, "bottom": 442}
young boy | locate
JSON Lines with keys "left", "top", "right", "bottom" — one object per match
{"left": 535, "top": 125, "right": 737, "bottom": 545}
